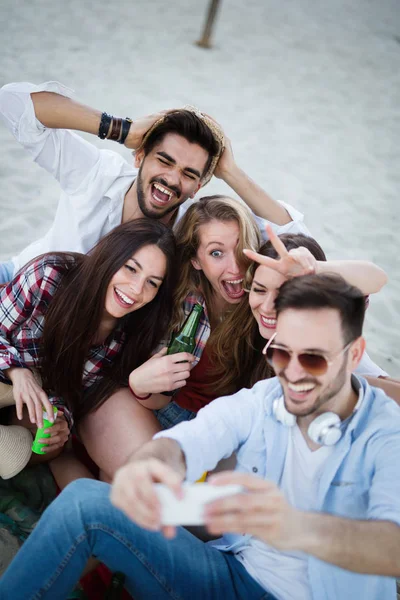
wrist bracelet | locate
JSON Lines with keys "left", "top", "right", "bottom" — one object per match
{"left": 119, "top": 118, "right": 133, "bottom": 144}
{"left": 108, "top": 117, "right": 122, "bottom": 141}
{"left": 98, "top": 112, "right": 112, "bottom": 139}
{"left": 129, "top": 385, "right": 151, "bottom": 401}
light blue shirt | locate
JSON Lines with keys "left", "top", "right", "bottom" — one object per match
{"left": 155, "top": 376, "right": 400, "bottom": 600}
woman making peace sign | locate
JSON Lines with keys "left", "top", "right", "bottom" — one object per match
{"left": 210, "top": 225, "right": 387, "bottom": 396}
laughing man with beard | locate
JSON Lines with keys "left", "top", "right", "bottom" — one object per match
{"left": 0, "top": 81, "right": 307, "bottom": 283}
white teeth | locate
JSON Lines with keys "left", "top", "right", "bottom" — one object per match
{"left": 115, "top": 288, "right": 134, "bottom": 305}
{"left": 153, "top": 183, "right": 173, "bottom": 197}
{"left": 288, "top": 382, "right": 316, "bottom": 393}
{"left": 225, "top": 279, "right": 243, "bottom": 284}
{"left": 261, "top": 315, "right": 276, "bottom": 326}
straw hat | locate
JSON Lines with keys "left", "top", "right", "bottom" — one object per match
{"left": 136, "top": 105, "right": 225, "bottom": 186}
{"left": 0, "top": 425, "right": 33, "bottom": 480}
{"left": 0, "top": 383, "right": 33, "bottom": 480}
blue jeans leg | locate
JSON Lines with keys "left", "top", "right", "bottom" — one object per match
{"left": 154, "top": 400, "right": 196, "bottom": 430}
{"left": 0, "top": 260, "right": 14, "bottom": 285}
{"left": 0, "top": 479, "right": 275, "bottom": 600}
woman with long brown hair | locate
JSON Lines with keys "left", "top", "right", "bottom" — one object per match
{"left": 0, "top": 218, "right": 177, "bottom": 480}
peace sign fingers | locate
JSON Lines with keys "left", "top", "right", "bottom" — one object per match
{"left": 243, "top": 225, "right": 317, "bottom": 279}
{"left": 264, "top": 224, "right": 290, "bottom": 260}
{"left": 243, "top": 224, "right": 290, "bottom": 275}
{"left": 242, "top": 248, "right": 282, "bottom": 270}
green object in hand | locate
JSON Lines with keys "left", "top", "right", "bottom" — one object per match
{"left": 31, "top": 407, "right": 58, "bottom": 455}
{"left": 167, "top": 303, "right": 203, "bottom": 355}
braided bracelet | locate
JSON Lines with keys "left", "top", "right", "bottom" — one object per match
{"left": 98, "top": 112, "right": 112, "bottom": 139}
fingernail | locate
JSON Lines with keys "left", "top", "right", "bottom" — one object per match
{"left": 43, "top": 429, "right": 50, "bottom": 434}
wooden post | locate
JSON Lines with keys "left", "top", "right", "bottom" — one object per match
{"left": 196, "top": 0, "right": 222, "bottom": 49}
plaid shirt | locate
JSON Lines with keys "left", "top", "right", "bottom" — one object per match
{"left": 0, "top": 256, "right": 125, "bottom": 426}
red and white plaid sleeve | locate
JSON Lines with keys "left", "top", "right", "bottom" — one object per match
{"left": 0, "top": 257, "right": 64, "bottom": 376}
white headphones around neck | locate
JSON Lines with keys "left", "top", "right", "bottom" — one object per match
{"left": 273, "top": 396, "right": 342, "bottom": 446}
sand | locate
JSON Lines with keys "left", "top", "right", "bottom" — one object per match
{"left": 0, "top": 0, "right": 399, "bottom": 375}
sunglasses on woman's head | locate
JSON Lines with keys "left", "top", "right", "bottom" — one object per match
{"left": 262, "top": 333, "right": 354, "bottom": 377}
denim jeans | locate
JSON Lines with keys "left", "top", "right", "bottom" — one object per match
{"left": 0, "top": 260, "right": 14, "bottom": 285}
{"left": 0, "top": 479, "right": 277, "bottom": 600}
{"left": 154, "top": 400, "right": 196, "bottom": 430}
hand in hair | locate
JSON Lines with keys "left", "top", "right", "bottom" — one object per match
{"left": 128, "top": 347, "right": 195, "bottom": 400}
{"left": 5, "top": 367, "right": 54, "bottom": 429}
{"left": 213, "top": 136, "right": 234, "bottom": 180}
{"left": 244, "top": 224, "right": 317, "bottom": 278}
{"left": 124, "top": 109, "right": 172, "bottom": 150}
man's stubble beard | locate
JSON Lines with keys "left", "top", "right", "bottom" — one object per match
{"left": 284, "top": 353, "right": 348, "bottom": 418}
{"left": 136, "top": 164, "right": 186, "bottom": 221}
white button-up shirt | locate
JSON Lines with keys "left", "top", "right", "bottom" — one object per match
{"left": 0, "top": 80, "right": 308, "bottom": 275}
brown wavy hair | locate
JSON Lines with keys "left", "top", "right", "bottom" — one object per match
{"left": 39, "top": 219, "right": 177, "bottom": 422}
{"left": 208, "top": 233, "right": 327, "bottom": 396}
{"left": 170, "top": 195, "right": 262, "bottom": 332}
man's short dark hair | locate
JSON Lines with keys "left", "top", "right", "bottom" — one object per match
{"left": 142, "top": 110, "right": 220, "bottom": 178}
{"left": 275, "top": 273, "right": 365, "bottom": 343}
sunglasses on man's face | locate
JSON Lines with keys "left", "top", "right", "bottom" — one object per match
{"left": 262, "top": 333, "right": 353, "bottom": 377}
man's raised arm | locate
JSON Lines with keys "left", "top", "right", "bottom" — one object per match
{"left": 0, "top": 81, "right": 167, "bottom": 151}
{"left": 30, "top": 90, "right": 165, "bottom": 149}
{"left": 30, "top": 90, "right": 102, "bottom": 136}
{"left": 214, "top": 137, "right": 308, "bottom": 233}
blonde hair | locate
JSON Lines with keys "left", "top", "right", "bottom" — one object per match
{"left": 171, "top": 195, "right": 262, "bottom": 331}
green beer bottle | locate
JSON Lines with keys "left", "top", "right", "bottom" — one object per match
{"left": 167, "top": 303, "right": 203, "bottom": 355}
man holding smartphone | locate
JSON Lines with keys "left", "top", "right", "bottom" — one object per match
{"left": 2, "top": 272, "right": 399, "bottom": 600}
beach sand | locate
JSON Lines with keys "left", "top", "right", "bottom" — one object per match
{"left": 0, "top": 0, "right": 399, "bottom": 375}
